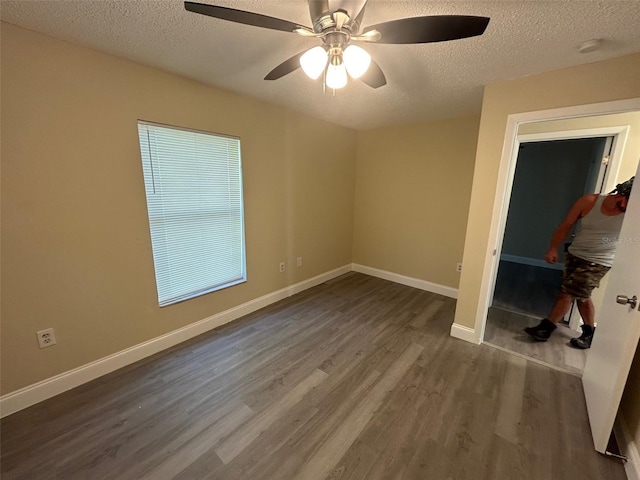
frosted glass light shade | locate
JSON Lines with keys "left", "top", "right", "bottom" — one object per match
{"left": 343, "top": 45, "right": 371, "bottom": 79}
{"left": 326, "top": 62, "right": 348, "bottom": 89}
{"left": 300, "top": 46, "right": 328, "bottom": 80}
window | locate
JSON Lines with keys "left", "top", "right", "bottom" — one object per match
{"left": 137, "top": 121, "right": 246, "bottom": 306}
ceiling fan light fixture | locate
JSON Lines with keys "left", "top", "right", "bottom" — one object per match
{"left": 343, "top": 45, "right": 371, "bottom": 79}
{"left": 326, "top": 62, "right": 348, "bottom": 89}
{"left": 300, "top": 46, "right": 328, "bottom": 79}
{"left": 185, "top": 1, "right": 491, "bottom": 90}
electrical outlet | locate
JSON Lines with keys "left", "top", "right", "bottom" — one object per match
{"left": 279, "top": 262, "right": 286, "bottom": 273}
{"left": 36, "top": 328, "right": 57, "bottom": 348}
{"left": 297, "top": 257, "right": 303, "bottom": 267}
{"left": 456, "top": 263, "right": 462, "bottom": 273}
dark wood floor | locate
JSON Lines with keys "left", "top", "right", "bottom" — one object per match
{"left": 488, "top": 261, "right": 587, "bottom": 376}
{"left": 492, "top": 260, "right": 562, "bottom": 319}
{"left": 485, "top": 307, "right": 587, "bottom": 376}
{"left": 1, "top": 273, "right": 625, "bottom": 479}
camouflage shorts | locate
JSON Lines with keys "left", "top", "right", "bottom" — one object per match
{"left": 560, "top": 253, "right": 610, "bottom": 300}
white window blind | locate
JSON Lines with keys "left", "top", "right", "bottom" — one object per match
{"left": 137, "top": 121, "right": 246, "bottom": 306}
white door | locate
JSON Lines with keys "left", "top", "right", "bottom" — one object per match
{"left": 582, "top": 165, "right": 640, "bottom": 453}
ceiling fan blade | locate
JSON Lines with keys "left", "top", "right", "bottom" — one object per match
{"left": 185, "top": 2, "right": 309, "bottom": 33}
{"left": 264, "top": 51, "right": 306, "bottom": 80}
{"left": 350, "top": 0, "right": 369, "bottom": 33}
{"left": 308, "top": 0, "right": 330, "bottom": 26}
{"left": 359, "top": 58, "right": 386, "bottom": 89}
{"left": 363, "top": 15, "right": 490, "bottom": 44}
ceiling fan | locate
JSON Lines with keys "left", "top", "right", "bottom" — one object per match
{"left": 184, "top": 1, "right": 490, "bottom": 90}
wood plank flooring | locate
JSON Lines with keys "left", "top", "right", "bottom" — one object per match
{"left": 0, "top": 273, "right": 625, "bottom": 480}
{"left": 488, "top": 260, "right": 587, "bottom": 376}
{"left": 492, "top": 261, "right": 562, "bottom": 319}
{"left": 484, "top": 307, "right": 587, "bottom": 376}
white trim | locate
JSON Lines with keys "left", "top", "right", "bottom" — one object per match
{"left": 351, "top": 263, "right": 458, "bottom": 299}
{"left": 518, "top": 125, "right": 629, "bottom": 143}
{"left": 450, "top": 323, "right": 481, "bottom": 344}
{"left": 615, "top": 413, "right": 640, "bottom": 480}
{"left": 475, "top": 97, "right": 640, "bottom": 342}
{"left": 500, "top": 254, "right": 564, "bottom": 270}
{"left": 0, "top": 264, "right": 351, "bottom": 418}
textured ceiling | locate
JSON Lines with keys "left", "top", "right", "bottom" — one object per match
{"left": 2, "top": 0, "right": 640, "bottom": 130}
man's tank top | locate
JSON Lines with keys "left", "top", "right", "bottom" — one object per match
{"left": 568, "top": 195, "right": 625, "bottom": 267}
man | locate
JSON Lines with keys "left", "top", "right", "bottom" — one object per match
{"left": 524, "top": 176, "right": 634, "bottom": 349}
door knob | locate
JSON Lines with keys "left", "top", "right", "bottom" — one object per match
{"left": 616, "top": 295, "right": 638, "bottom": 309}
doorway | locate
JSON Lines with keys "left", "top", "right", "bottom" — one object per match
{"left": 484, "top": 135, "right": 612, "bottom": 375}
{"left": 477, "top": 111, "right": 640, "bottom": 378}
{"left": 465, "top": 99, "right": 640, "bottom": 462}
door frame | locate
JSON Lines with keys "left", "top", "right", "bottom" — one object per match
{"left": 475, "top": 97, "right": 640, "bottom": 344}
{"left": 486, "top": 127, "right": 628, "bottom": 325}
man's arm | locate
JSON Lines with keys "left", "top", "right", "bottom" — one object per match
{"left": 545, "top": 194, "right": 597, "bottom": 264}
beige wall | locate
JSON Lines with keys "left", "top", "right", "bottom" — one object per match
{"left": 454, "top": 52, "right": 640, "bottom": 457}
{"left": 352, "top": 116, "right": 480, "bottom": 288}
{"left": 0, "top": 23, "right": 357, "bottom": 394}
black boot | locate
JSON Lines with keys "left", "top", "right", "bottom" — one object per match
{"left": 570, "top": 324, "right": 595, "bottom": 349}
{"left": 524, "top": 318, "right": 557, "bottom": 342}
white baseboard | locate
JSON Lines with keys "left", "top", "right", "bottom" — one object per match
{"left": 615, "top": 413, "right": 640, "bottom": 480}
{"left": 0, "top": 264, "right": 351, "bottom": 418}
{"left": 450, "top": 323, "right": 481, "bottom": 344}
{"left": 500, "top": 254, "right": 563, "bottom": 271}
{"left": 351, "top": 264, "right": 458, "bottom": 299}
